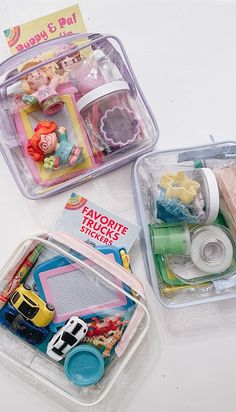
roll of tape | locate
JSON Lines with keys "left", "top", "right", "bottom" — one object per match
{"left": 149, "top": 224, "right": 191, "bottom": 255}
{"left": 190, "top": 225, "right": 233, "bottom": 274}
{"left": 193, "top": 168, "right": 219, "bottom": 223}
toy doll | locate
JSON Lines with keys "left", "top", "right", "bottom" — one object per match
{"left": 54, "top": 43, "right": 82, "bottom": 76}
{"left": 21, "top": 61, "right": 64, "bottom": 115}
{"left": 27, "top": 121, "right": 83, "bottom": 170}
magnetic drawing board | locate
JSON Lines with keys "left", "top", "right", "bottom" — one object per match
{"left": 13, "top": 84, "right": 95, "bottom": 187}
{"left": 34, "top": 254, "right": 133, "bottom": 332}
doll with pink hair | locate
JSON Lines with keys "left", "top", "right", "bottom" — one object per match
{"left": 27, "top": 121, "right": 83, "bottom": 170}
{"left": 21, "top": 61, "right": 64, "bottom": 115}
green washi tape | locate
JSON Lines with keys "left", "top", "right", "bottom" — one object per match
{"left": 149, "top": 224, "right": 191, "bottom": 255}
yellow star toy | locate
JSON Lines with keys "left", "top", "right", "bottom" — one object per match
{"left": 160, "top": 171, "right": 200, "bottom": 204}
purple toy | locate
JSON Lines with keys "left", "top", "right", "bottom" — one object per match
{"left": 100, "top": 107, "right": 140, "bottom": 147}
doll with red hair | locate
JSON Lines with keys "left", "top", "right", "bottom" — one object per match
{"left": 27, "top": 121, "right": 83, "bottom": 170}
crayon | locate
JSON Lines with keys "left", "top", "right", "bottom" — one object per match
{"left": 0, "top": 243, "right": 43, "bottom": 308}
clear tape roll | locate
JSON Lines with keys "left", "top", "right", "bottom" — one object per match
{"left": 190, "top": 225, "right": 233, "bottom": 274}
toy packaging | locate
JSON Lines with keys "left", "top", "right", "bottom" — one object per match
{"left": 0, "top": 232, "right": 150, "bottom": 406}
{"left": 56, "top": 192, "right": 140, "bottom": 251}
{"left": 133, "top": 141, "right": 236, "bottom": 308}
{"left": 4, "top": 5, "right": 87, "bottom": 55}
{"left": 0, "top": 31, "right": 158, "bottom": 199}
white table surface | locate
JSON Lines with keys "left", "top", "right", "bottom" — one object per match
{"left": 0, "top": 1, "right": 236, "bottom": 411}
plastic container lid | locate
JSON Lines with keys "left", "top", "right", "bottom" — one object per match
{"left": 77, "top": 80, "right": 130, "bottom": 112}
{"left": 93, "top": 49, "right": 106, "bottom": 61}
{"left": 64, "top": 345, "right": 105, "bottom": 386}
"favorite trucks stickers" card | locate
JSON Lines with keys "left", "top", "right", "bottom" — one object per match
{"left": 56, "top": 193, "right": 140, "bottom": 251}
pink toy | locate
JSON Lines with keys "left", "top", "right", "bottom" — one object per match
{"left": 70, "top": 55, "right": 105, "bottom": 95}
{"left": 100, "top": 106, "right": 140, "bottom": 147}
{"left": 87, "top": 316, "right": 129, "bottom": 337}
{"left": 35, "top": 262, "right": 128, "bottom": 326}
{"left": 55, "top": 44, "right": 106, "bottom": 96}
{"left": 21, "top": 61, "right": 64, "bottom": 115}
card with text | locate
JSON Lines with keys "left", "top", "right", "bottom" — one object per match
{"left": 56, "top": 193, "right": 140, "bottom": 251}
{"left": 4, "top": 4, "right": 87, "bottom": 55}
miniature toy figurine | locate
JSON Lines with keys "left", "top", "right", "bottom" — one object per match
{"left": 54, "top": 43, "right": 82, "bottom": 76}
{"left": 27, "top": 121, "right": 83, "bottom": 170}
{"left": 86, "top": 316, "right": 129, "bottom": 337}
{"left": 102, "top": 325, "right": 125, "bottom": 358}
{"left": 83, "top": 324, "right": 126, "bottom": 358}
{"left": 120, "top": 249, "right": 131, "bottom": 271}
{"left": 20, "top": 61, "right": 64, "bottom": 115}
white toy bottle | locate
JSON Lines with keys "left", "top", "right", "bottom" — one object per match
{"left": 93, "top": 50, "right": 123, "bottom": 83}
{"left": 75, "top": 51, "right": 141, "bottom": 155}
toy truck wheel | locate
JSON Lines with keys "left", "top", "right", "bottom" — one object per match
{"left": 23, "top": 283, "right": 31, "bottom": 290}
{"left": 46, "top": 303, "right": 54, "bottom": 311}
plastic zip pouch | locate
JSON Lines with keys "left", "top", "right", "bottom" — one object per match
{"left": 0, "top": 232, "right": 150, "bottom": 407}
{"left": 0, "top": 33, "right": 158, "bottom": 199}
{"left": 132, "top": 141, "right": 236, "bottom": 308}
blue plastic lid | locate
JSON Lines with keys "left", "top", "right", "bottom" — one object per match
{"left": 64, "top": 345, "right": 105, "bottom": 386}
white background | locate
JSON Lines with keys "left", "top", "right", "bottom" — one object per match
{"left": 0, "top": 1, "right": 236, "bottom": 411}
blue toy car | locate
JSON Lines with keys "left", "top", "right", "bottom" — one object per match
{"left": 0, "top": 302, "right": 49, "bottom": 345}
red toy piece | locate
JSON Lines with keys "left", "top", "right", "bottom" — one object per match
{"left": 87, "top": 316, "right": 128, "bottom": 337}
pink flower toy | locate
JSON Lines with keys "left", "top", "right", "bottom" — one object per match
{"left": 100, "top": 106, "right": 139, "bottom": 147}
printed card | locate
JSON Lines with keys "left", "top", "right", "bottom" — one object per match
{"left": 4, "top": 4, "right": 87, "bottom": 55}
{"left": 56, "top": 193, "right": 141, "bottom": 251}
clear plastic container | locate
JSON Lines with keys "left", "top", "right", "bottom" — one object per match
{"left": 165, "top": 224, "right": 236, "bottom": 283}
{"left": 94, "top": 49, "right": 123, "bottom": 83}
{"left": 78, "top": 81, "right": 144, "bottom": 153}
{"left": 151, "top": 167, "right": 219, "bottom": 224}
{"left": 0, "top": 232, "right": 150, "bottom": 406}
{"left": 0, "top": 33, "right": 158, "bottom": 199}
{"left": 132, "top": 141, "right": 236, "bottom": 308}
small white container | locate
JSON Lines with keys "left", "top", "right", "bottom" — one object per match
{"left": 153, "top": 167, "right": 219, "bottom": 225}
{"left": 133, "top": 142, "right": 236, "bottom": 308}
{"left": 77, "top": 80, "right": 143, "bottom": 152}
